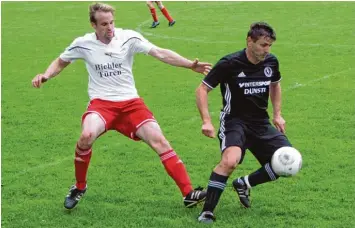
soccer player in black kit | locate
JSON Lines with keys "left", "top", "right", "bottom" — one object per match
{"left": 196, "top": 22, "right": 298, "bottom": 223}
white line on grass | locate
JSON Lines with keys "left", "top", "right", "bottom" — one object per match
{"left": 15, "top": 157, "right": 73, "bottom": 176}
{"left": 5, "top": 143, "right": 123, "bottom": 185}
{"left": 135, "top": 6, "right": 355, "bottom": 49}
{"left": 284, "top": 68, "right": 352, "bottom": 91}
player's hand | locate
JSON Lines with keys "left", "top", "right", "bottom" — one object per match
{"left": 202, "top": 122, "right": 215, "bottom": 138}
{"left": 191, "top": 58, "right": 212, "bottom": 76}
{"left": 32, "top": 74, "right": 49, "bottom": 88}
{"left": 273, "top": 115, "right": 286, "bottom": 134}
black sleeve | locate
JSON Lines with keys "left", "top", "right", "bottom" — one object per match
{"left": 202, "top": 57, "right": 232, "bottom": 89}
{"left": 271, "top": 56, "right": 281, "bottom": 83}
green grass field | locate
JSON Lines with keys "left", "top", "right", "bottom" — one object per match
{"left": 2, "top": 1, "right": 355, "bottom": 227}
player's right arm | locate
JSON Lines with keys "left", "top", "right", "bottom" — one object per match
{"left": 32, "top": 58, "right": 70, "bottom": 88}
{"left": 195, "top": 57, "right": 232, "bottom": 138}
{"left": 196, "top": 83, "right": 215, "bottom": 138}
{"left": 32, "top": 36, "right": 86, "bottom": 88}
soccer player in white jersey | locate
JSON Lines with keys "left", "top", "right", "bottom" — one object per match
{"left": 31, "top": 2, "right": 211, "bottom": 210}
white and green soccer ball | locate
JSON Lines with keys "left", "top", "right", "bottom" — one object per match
{"left": 271, "top": 146, "right": 302, "bottom": 177}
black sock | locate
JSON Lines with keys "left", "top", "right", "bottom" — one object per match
{"left": 202, "top": 171, "right": 229, "bottom": 213}
{"left": 247, "top": 163, "right": 279, "bottom": 187}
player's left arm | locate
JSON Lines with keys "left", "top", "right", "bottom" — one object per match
{"left": 148, "top": 47, "right": 211, "bottom": 75}
{"left": 270, "top": 82, "right": 286, "bottom": 133}
{"left": 269, "top": 54, "right": 286, "bottom": 133}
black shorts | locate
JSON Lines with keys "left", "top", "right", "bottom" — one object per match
{"left": 218, "top": 115, "right": 292, "bottom": 165}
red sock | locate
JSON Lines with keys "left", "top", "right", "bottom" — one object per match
{"left": 160, "top": 150, "right": 193, "bottom": 196}
{"left": 74, "top": 144, "right": 92, "bottom": 190}
{"left": 149, "top": 8, "right": 158, "bottom": 22}
{"left": 160, "top": 7, "right": 173, "bottom": 22}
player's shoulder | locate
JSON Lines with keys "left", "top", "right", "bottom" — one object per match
{"left": 70, "top": 32, "right": 96, "bottom": 45}
{"left": 218, "top": 49, "right": 246, "bottom": 66}
{"left": 118, "top": 28, "right": 145, "bottom": 40}
{"left": 264, "top": 53, "right": 279, "bottom": 64}
{"left": 224, "top": 49, "right": 245, "bottom": 61}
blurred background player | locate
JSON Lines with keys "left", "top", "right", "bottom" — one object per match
{"left": 147, "top": 1, "right": 176, "bottom": 28}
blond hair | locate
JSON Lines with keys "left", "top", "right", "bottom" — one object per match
{"left": 89, "top": 2, "right": 115, "bottom": 24}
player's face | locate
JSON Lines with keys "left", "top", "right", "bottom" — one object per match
{"left": 92, "top": 11, "right": 115, "bottom": 41}
{"left": 249, "top": 36, "right": 274, "bottom": 62}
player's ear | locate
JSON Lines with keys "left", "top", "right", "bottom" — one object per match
{"left": 91, "top": 22, "right": 97, "bottom": 29}
{"left": 246, "top": 37, "right": 253, "bottom": 48}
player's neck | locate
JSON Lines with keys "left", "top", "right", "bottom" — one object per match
{"left": 245, "top": 48, "right": 260, "bottom": 65}
{"left": 95, "top": 33, "right": 113, "bottom": 45}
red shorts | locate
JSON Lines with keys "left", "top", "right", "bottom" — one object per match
{"left": 82, "top": 98, "right": 156, "bottom": 140}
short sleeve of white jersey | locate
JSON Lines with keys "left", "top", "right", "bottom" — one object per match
{"left": 124, "top": 30, "right": 156, "bottom": 55}
{"left": 59, "top": 37, "right": 87, "bottom": 62}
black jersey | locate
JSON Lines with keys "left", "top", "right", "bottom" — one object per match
{"left": 203, "top": 48, "right": 281, "bottom": 121}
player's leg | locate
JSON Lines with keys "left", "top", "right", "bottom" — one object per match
{"left": 247, "top": 134, "right": 292, "bottom": 186}
{"left": 198, "top": 146, "right": 243, "bottom": 223}
{"left": 113, "top": 98, "right": 205, "bottom": 207}
{"left": 156, "top": 1, "right": 175, "bottom": 26}
{"left": 75, "top": 113, "right": 106, "bottom": 189}
{"left": 198, "top": 117, "right": 246, "bottom": 223}
{"left": 64, "top": 112, "right": 106, "bottom": 209}
{"left": 147, "top": 1, "right": 160, "bottom": 28}
{"left": 136, "top": 121, "right": 206, "bottom": 208}
{"left": 233, "top": 123, "right": 292, "bottom": 207}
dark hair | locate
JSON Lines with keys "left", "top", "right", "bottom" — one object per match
{"left": 89, "top": 2, "right": 115, "bottom": 24}
{"left": 247, "top": 22, "right": 276, "bottom": 42}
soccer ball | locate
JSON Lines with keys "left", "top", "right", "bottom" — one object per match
{"left": 271, "top": 146, "right": 302, "bottom": 177}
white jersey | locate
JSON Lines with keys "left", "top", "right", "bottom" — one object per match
{"left": 59, "top": 28, "right": 156, "bottom": 101}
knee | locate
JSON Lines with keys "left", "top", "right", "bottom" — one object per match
{"left": 157, "top": 2, "right": 164, "bottom": 9}
{"left": 78, "top": 130, "right": 96, "bottom": 148}
{"left": 218, "top": 157, "right": 239, "bottom": 173}
{"left": 147, "top": 2, "right": 154, "bottom": 8}
{"left": 149, "top": 134, "right": 170, "bottom": 151}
